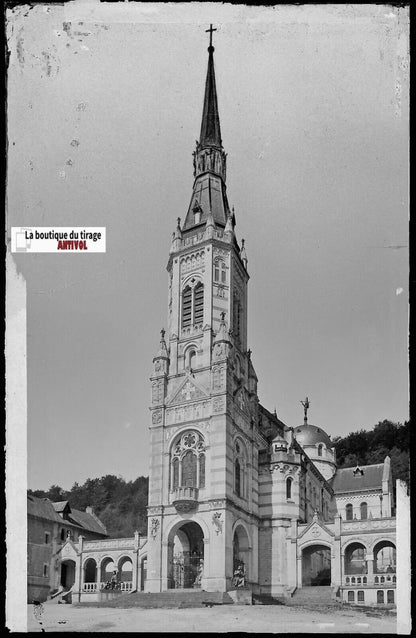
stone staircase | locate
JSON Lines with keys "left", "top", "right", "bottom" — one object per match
{"left": 47, "top": 587, "right": 72, "bottom": 604}
{"left": 87, "top": 589, "right": 235, "bottom": 609}
{"left": 286, "top": 586, "right": 337, "bottom": 607}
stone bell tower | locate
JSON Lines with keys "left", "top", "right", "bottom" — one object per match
{"left": 146, "top": 26, "right": 260, "bottom": 594}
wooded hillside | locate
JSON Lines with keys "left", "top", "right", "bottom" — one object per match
{"left": 333, "top": 419, "right": 409, "bottom": 487}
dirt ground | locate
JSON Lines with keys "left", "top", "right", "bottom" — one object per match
{"left": 27, "top": 601, "right": 397, "bottom": 633}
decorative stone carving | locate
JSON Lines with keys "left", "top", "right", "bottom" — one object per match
{"left": 212, "top": 512, "right": 223, "bottom": 535}
{"left": 168, "top": 378, "right": 208, "bottom": 406}
{"left": 180, "top": 250, "right": 205, "bottom": 275}
{"left": 152, "top": 410, "right": 163, "bottom": 424}
{"left": 213, "top": 342, "right": 225, "bottom": 359}
{"left": 213, "top": 396, "right": 225, "bottom": 413}
{"left": 166, "top": 401, "right": 211, "bottom": 424}
{"left": 210, "top": 499, "right": 226, "bottom": 509}
{"left": 174, "top": 500, "right": 197, "bottom": 514}
{"left": 150, "top": 518, "right": 160, "bottom": 539}
{"left": 212, "top": 365, "right": 225, "bottom": 391}
{"left": 151, "top": 379, "right": 164, "bottom": 405}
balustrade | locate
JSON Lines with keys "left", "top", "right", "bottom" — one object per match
{"left": 82, "top": 581, "right": 133, "bottom": 593}
{"left": 344, "top": 573, "right": 396, "bottom": 587}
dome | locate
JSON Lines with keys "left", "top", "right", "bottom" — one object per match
{"left": 293, "top": 423, "right": 332, "bottom": 448}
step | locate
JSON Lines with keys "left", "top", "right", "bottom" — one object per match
{"left": 89, "top": 590, "right": 235, "bottom": 609}
{"left": 287, "top": 586, "right": 333, "bottom": 606}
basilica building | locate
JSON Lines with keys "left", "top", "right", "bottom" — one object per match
{"left": 58, "top": 32, "right": 397, "bottom": 607}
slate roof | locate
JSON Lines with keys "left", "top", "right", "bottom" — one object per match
{"left": 27, "top": 495, "right": 107, "bottom": 536}
{"left": 27, "top": 495, "right": 63, "bottom": 523}
{"left": 68, "top": 508, "right": 107, "bottom": 536}
{"left": 330, "top": 463, "right": 385, "bottom": 494}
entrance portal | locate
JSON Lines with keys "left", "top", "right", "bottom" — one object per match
{"left": 60, "top": 560, "right": 76, "bottom": 590}
{"left": 169, "top": 522, "right": 204, "bottom": 589}
{"left": 302, "top": 544, "right": 331, "bottom": 586}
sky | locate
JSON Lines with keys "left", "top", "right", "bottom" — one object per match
{"left": 6, "top": 2, "right": 409, "bottom": 491}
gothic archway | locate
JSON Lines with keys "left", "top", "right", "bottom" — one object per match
{"left": 168, "top": 521, "right": 204, "bottom": 589}
{"left": 302, "top": 544, "right": 331, "bottom": 586}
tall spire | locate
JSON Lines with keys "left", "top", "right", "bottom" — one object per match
{"left": 183, "top": 25, "right": 229, "bottom": 231}
{"left": 199, "top": 25, "right": 222, "bottom": 149}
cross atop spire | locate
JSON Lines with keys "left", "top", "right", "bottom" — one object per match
{"left": 206, "top": 24, "right": 217, "bottom": 50}
{"left": 199, "top": 27, "right": 222, "bottom": 149}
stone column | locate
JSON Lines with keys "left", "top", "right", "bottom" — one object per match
{"left": 366, "top": 555, "right": 374, "bottom": 583}
{"left": 332, "top": 515, "right": 342, "bottom": 592}
{"left": 297, "top": 550, "right": 303, "bottom": 588}
{"left": 160, "top": 540, "right": 172, "bottom": 592}
{"left": 95, "top": 563, "right": 100, "bottom": 590}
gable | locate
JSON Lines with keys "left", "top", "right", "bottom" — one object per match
{"left": 167, "top": 375, "right": 209, "bottom": 406}
{"left": 297, "top": 518, "right": 335, "bottom": 547}
{"left": 59, "top": 539, "right": 79, "bottom": 559}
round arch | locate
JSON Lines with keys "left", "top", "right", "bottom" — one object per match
{"left": 165, "top": 515, "right": 210, "bottom": 542}
{"left": 369, "top": 537, "right": 396, "bottom": 553}
{"left": 167, "top": 519, "right": 205, "bottom": 590}
{"left": 372, "top": 540, "right": 396, "bottom": 574}
{"left": 344, "top": 541, "right": 367, "bottom": 575}
{"left": 341, "top": 537, "right": 369, "bottom": 554}
{"left": 117, "top": 556, "right": 134, "bottom": 584}
{"left": 232, "top": 522, "right": 251, "bottom": 585}
{"left": 99, "top": 556, "right": 116, "bottom": 583}
{"left": 83, "top": 557, "right": 97, "bottom": 583}
{"left": 181, "top": 273, "right": 203, "bottom": 288}
{"left": 298, "top": 539, "right": 332, "bottom": 553}
{"left": 301, "top": 543, "right": 331, "bottom": 587}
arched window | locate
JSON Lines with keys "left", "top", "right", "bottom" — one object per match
{"left": 387, "top": 590, "right": 394, "bottom": 604}
{"left": 170, "top": 431, "right": 206, "bottom": 490}
{"left": 317, "top": 444, "right": 323, "bottom": 457}
{"left": 181, "top": 281, "right": 204, "bottom": 329}
{"left": 182, "top": 286, "right": 192, "bottom": 327}
{"left": 172, "top": 457, "right": 179, "bottom": 489}
{"left": 194, "top": 282, "right": 204, "bottom": 324}
{"left": 360, "top": 502, "right": 368, "bottom": 520}
{"left": 348, "top": 591, "right": 355, "bottom": 602}
{"left": 346, "top": 503, "right": 353, "bottom": 520}
{"left": 234, "top": 439, "right": 246, "bottom": 499}
{"left": 182, "top": 450, "right": 197, "bottom": 486}
{"left": 233, "top": 293, "right": 242, "bottom": 344}
{"left": 286, "top": 477, "right": 293, "bottom": 500}
{"left": 357, "top": 591, "right": 365, "bottom": 602}
{"left": 188, "top": 349, "right": 196, "bottom": 370}
{"left": 377, "top": 590, "right": 384, "bottom": 604}
{"left": 214, "top": 259, "right": 226, "bottom": 284}
{"left": 235, "top": 459, "right": 241, "bottom": 497}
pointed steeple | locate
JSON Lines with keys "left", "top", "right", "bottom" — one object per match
{"left": 199, "top": 38, "right": 222, "bottom": 149}
{"left": 184, "top": 26, "right": 229, "bottom": 231}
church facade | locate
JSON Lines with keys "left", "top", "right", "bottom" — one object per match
{"left": 144, "top": 34, "right": 397, "bottom": 606}
{"left": 57, "top": 32, "right": 397, "bottom": 607}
